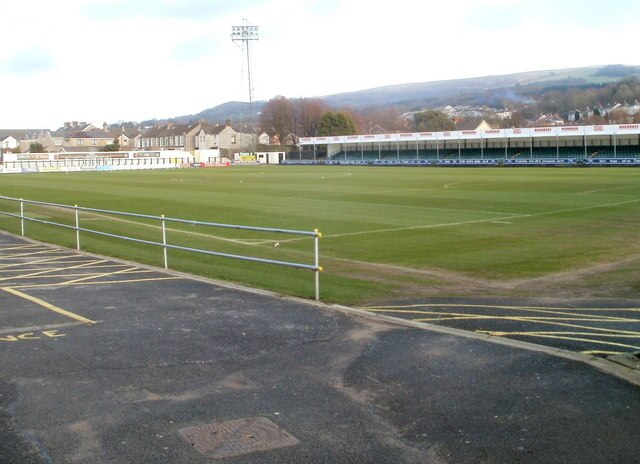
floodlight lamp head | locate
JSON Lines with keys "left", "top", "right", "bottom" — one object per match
{"left": 231, "top": 25, "right": 259, "bottom": 41}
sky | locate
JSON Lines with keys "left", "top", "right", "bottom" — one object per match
{"left": 1, "top": 0, "right": 639, "bottom": 129}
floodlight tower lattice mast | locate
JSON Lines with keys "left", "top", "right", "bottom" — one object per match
{"left": 231, "top": 20, "right": 259, "bottom": 104}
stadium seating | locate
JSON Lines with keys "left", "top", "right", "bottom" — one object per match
{"left": 328, "top": 143, "right": 640, "bottom": 162}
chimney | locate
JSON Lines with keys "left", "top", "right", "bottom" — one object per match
{"left": 103, "top": 122, "right": 108, "bottom": 131}
{"left": 64, "top": 122, "right": 70, "bottom": 129}
{"left": 225, "top": 119, "right": 231, "bottom": 127}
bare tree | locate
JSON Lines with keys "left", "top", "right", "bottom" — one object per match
{"left": 363, "top": 106, "right": 405, "bottom": 133}
{"left": 260, "top": 96, "right": 295, "bottom": 146}
{"left": 295, "top": 98, "right": 330, "bottom": 137}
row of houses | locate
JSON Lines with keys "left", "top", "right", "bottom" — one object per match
{"left": 1, "top": 120, "right": 276, "bottom": 156}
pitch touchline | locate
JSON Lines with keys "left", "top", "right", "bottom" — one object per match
{"left": 305, "top": 195, "right": 519, "bottom": 217}
{"left": 301, "top": 196, "right": 640, "bottom": 240}
{"left": 575, "top": 185, "right": 638, "bottom": 195}
{"left": 318, "top": 214, "right": 530, "bottom": 239}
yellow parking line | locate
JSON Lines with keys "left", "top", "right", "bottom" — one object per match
{"left": 0, "top": 255, "right": 96, "bottom": 270}
{"left": 480, "top": 332, "right": 640, "bottom": 351}
{"left": 0, "top": 264, "right": 134, "bottom": 273}
{"left": 478, "top": 331, "right": 640, "bottom": 338}
{"left": 0, "top": 259, "right": 109, "bottom": 283}
{"left": 0, "top": 245, "right": 47, "bottom": 251}
{"left": 60, "top": 267, "right": 141, "bottom": 285}
{"left": 10, "top": 276, "right": 182, "bottom": 290}
{"left": 414, "top": 313, "right": 640, "bottom": 336}
{"left": 0, "top": 250, "right": 69, "bottom": 260}
{"left": 362, "top": 304, "right": 640, "bottom": 312}
{"left": 0, "top": 321, "right": 87, "bottom": 335}
{"left": 1, "top": 287, "right": 95, "bottom": 324}
{"left": 378, "top": 308, "right": 640, "bottom": 323}
{"left": 1, "top": 270, "right": 155, "bottom": 280}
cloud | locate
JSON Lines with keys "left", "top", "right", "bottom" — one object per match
{"left": 172, "top": 35, "right": 221, "bottom": 61}
{"left": 1, "top": 47, "right": 57, "bottom": 76}
{"left": 83, "top": 0, "right": 263, "bottom": 22}
{"left": 467, "top": 0, "right": 640, "bottom": 29}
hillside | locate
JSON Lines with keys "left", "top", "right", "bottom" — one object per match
{"left": 142, "top": 65, "right": 640, "bottom": 125}
{"left": 321, "top": 65, "right": 640, "bottom": 110}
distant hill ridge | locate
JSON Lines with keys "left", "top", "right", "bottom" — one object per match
{"left": 145, "top": 65, "right": 640, "bottom": 125}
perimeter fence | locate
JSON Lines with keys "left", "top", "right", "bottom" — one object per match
{"left": 0, "top": 196, "right": 323, "bottom": 300}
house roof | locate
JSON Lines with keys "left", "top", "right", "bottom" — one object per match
{"left": 52, "top": 123, "right": 94, "bottom": 135}
{"left": 199, "top": 123, "right": 228, "bottom": 136}
{"left": 123, "top": 128, "right": 142, "bottom": 138}
{"left": 455, "top": 118, "right": 492, "bottom": 131}
{"left": 110, "top": 127, "right": 142, "bottom": 139}
{"left": 142, "top": 123, "right": 201, "bottom": 138}
{"left": 52, "top": 128, "right": 113, "bottom": 139}
{"left": 0, "top": 129, "right": 48, "bottom": 140}
{"left": 54, "top": 147, "right": 109, "bottom": 153}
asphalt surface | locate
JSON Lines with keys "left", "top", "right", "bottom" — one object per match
{"left": 1, "top": 231, "right": 640, "bottom": 463}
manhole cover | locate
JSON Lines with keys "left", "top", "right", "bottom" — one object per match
{"left": 179, "top": 417, "right": 299, "bottom": 459}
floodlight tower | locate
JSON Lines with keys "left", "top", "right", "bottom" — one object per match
{"left": 231, "top": 20, "right": 259, "bottom": 104}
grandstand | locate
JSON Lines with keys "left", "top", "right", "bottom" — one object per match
{"left": 297, "top": 124, "right": 640, "bottom": 166}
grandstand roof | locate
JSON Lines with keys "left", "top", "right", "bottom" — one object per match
{"left": 299, "top": 123, "right": 640, "bottom": 146}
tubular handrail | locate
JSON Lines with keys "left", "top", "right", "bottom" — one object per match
{"left": 0, "top": 195, "right": 322, "bottom": 300}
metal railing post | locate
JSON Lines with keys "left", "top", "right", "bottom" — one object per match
{"left": 75, "top": 205, "right": 80, "bottom": 250}
{"left": 314, "top": 229, "right": 322, "bottom": 301}
{"left": 1, "top": 195, "right": 320, "bottom": 301}
{"left": 20, "top": 198, "right": 24, "bottom": 236}
{"left": 161, "top": 214, "right": 168, "bottom": 269}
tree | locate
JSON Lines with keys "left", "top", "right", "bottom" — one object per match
{"left": 608, "top": 108, "right": 628, "bottom": 124}
{"left": 412, "top": 110, "right": 455, "bottom": 132}
{"left": 363, "top": 106, "right": 405, "bottom": 133}
{"left": 294, "top": 98, "right": 330, "bottom": 138}
{"left": 503, "top": 110, "right": 526, "bottom": 128}
{"left": 260, "top": 96, "right": 295, "bottom": 146}
{"left": 318, "top": 111, "right": 357, "bottom": 136}
{"left": 29, "top": 143, "right": 46, "bottom": 153}
{"left": 102, "top": 138, "right": 120, "bottom": 152}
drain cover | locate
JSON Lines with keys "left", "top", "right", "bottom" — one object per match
{"left": 179, "top": 417, "right": 299, "bottom": 459}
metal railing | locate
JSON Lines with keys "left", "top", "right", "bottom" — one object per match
{"left": 0, "top": 196, "right": 323, "bottom": 300}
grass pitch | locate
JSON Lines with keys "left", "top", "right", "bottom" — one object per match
{"left": 1, "top": 166, "right": 639, "bottom": 303}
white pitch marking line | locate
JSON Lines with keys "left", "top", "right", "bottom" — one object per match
{"left": 307, "top": 196, "right": 640, "bottom": 241}
{"left": 575, "top": 185, "right": 638, "bottom": 195}
{"left": 321, "top": 214, "right": 529, "bottom": 239}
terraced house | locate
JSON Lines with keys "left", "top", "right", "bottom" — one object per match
{"left": 195, "top": 120, "right": 256, "bottom": 157}
{"left": 138, "top": 122, "right": 201, "bottom": 151}
{"left": 49, "top": 122, "right": 114, "bottom": 151}
{"left": 0, "top": 129, "right": 49, "bottom": 153}
{"left": 111, "top": 126, "right": 142, "bottom": 149}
